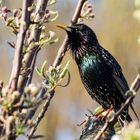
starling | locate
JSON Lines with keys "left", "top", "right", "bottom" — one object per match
{"left": 57, "top": 24, "right": 138, "bottom": 124}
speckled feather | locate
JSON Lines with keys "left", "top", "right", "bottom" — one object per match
{"left": 65, "top": 24, "right": 137, "bottom": 123}
{"left": 79, "top": 48, "right": 129, "bottom": 109}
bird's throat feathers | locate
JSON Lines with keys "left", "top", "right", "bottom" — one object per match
{"left": 64, "top": 24, "right": 100, "bottom": 62}
{"left": 67, "top": 38, "right": 99, "bottom": 63}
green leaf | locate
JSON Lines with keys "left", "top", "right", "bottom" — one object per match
{"left": 41, "top": 60, "right": 47, "bottom": 78}
{"left": 35, "top": 67, "right": 42, "bottom": 77}
{"left": 48, "top": 0, "right": 56, "bottom": 5}
{"left": 35, "top": 61, "right": 48, "bottom": 78}
{"left": 49, "top": 10, "right": 59, "bottom": 22}
{"left": 42, "top": 81, "right": 52, "bottom": 89}
{"left": 49, "top": 38, "right": 59, "bottom": 45}
{"left": 59, "top": 60, "right": 70, "bottom": 79}
{"left": 93, "top": 106, "right": 103, "bottom": 115}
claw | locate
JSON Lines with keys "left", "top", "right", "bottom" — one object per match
{"left": 101, "top": 106, "right": 113, "bottom": 121}
{"left": 77, "top": 114, "right": 90, "bottom": 127}
{"left": 77, "top": 120, "right": 87, "bottom": 127}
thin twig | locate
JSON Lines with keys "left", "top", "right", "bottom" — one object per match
{"left": 130, "top": 74, "right": 140, "bottom": 91}
{"left": 93, "top": 74, "right": 140, "bottom": 140}
{"left": 8, "top": 0, "right": 32, "bottom": 91}
{"left": 27, "top": 91, "right": 54, "bottom": 140}
{"left": 27, "top": 0, "right": 86, "bottom": 139}
{"left": 52, "top": 0, "right": 86, "bottom": 67}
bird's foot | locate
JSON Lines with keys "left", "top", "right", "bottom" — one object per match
{"left": 77, "top": 107, "right": 113, "bottom": 127}
{"left": 101, "top": 106, "right": 113, "bottom": 121}
{"left": 77, "top": 120, "right": 87, "bottom": 127}
{"left": 95, "top": 110, "right": 104, "bottom": 118}
{"left": 77, "top": 114, "right": 90, "bottom": 127}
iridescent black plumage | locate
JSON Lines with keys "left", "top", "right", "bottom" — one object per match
{"left": 57, "top": 24, "right": 138, "bottom": 123}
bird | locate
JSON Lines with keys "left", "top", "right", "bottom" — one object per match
{"left": 56, "top": 23, "right": 138, "bottom": 125}
{"left": 80, "top": 116, "right": 115, "bottom": 140}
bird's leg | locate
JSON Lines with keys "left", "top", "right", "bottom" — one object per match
{"left": 77, "top": 109, "right": 106, "bottom": 127}
{"left": 77, "top": 106, "right": 113, "bottom": 127}
{"left": 77, "top": 120, "right": 87, "bottom": 127}
{"left": 77, "top": 114, "right": 90, "bottom": 127}
{"left": 101, "top": 106, "right": 113, "bottom": 121}
{"left": 95, "top": 110, "right": 104, "bottom": 119}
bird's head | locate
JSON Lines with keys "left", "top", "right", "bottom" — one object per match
{"left": 56, "top": 24, "right": 99, "bottom": 59}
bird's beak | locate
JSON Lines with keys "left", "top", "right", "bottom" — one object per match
{"left": 56, "top": 24, "right": 72, "bottom": 33}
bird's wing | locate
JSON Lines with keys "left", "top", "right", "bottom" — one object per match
{"left": 100, "top": 47, "right": 129, "bottom": 95}
{"left": 101, "top": 47, "right": 139, "bottom": 120}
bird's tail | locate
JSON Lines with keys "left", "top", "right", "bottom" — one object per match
{"left": 118, "top": 108, "right": 132, "bottom": 126}
{"left": 130, "top": 104, "right": 139, "bottom": 122}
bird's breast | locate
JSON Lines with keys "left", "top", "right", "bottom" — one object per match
{"left": 79, "top": 54, "right": 104, "bottom": 78}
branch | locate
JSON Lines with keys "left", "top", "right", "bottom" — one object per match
{"left": 8, "top": 0, "right": 32, "bottom": 91}
{"left": 27, "top": 0, "right": 86, "bottom": 138}
{"left": 27, "top": 91, "right": 54, "bottom": 140}
{"left": 93, "top": 74, "right": 140, "bottom": 140}
{"left": 18, "top": 0, "right": 49, "bottom": 92}
{"left": 52, "top": 0, "right": 86, "bottom": 67}
{"left": 5, "top": 116, "right": 15, "bottom": 140}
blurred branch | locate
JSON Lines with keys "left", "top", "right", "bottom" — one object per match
{"left": 18, "top": 0, "right": 49, "bottom": 93}
{"left": 0, "top": 0, "right": 58, "bottom": 139}
{"left": 27, "top": 0, "right": 86, "bottom": 139}
{"left": 8, "top": 0, "right": 32, "bottom": 91}
{"left": 93, "top": 74, "right": 140, "bottom": 140}
{"left": 27, "top": 91, "right": 54, "bottom": 140}
{"left": 5, "top": 116, "right": 15, "bottom": 140}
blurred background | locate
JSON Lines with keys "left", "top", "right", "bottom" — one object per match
{"left": 0, "top": 0, "right": 140, "bottom": 140}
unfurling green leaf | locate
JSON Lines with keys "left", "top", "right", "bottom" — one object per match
{"left": 59, "top": 60, "right": 70, "bottom": 79}
{"left": 49, "top": 10, "right": 59, "bottom": 22}
{"left": 37, "top": 60, "right": 70, "bottom": 91}
{"left": 35, "top": 61, "right": 47, "bottom": 78}
{"left": 36, "top": 31, "right": 58, "bottom": 47}
{"left": 41, "top": 60, "right": 47, "bottom": 78}
{"left": 93, "top": 106, "right": 103, "bottom": 115}
{"left": 48, "top": 0, "right": 56, "bottom": 6}
{"left": 78, "top": 0, "right": 94, "bottom": 23}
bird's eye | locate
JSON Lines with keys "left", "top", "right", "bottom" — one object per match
{"left": 75, "top": 28, "right": 79, "bottom": 33}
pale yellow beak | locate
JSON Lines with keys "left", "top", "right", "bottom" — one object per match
{"left": 56, "top": 24, "right": 72, "bottom": 32}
